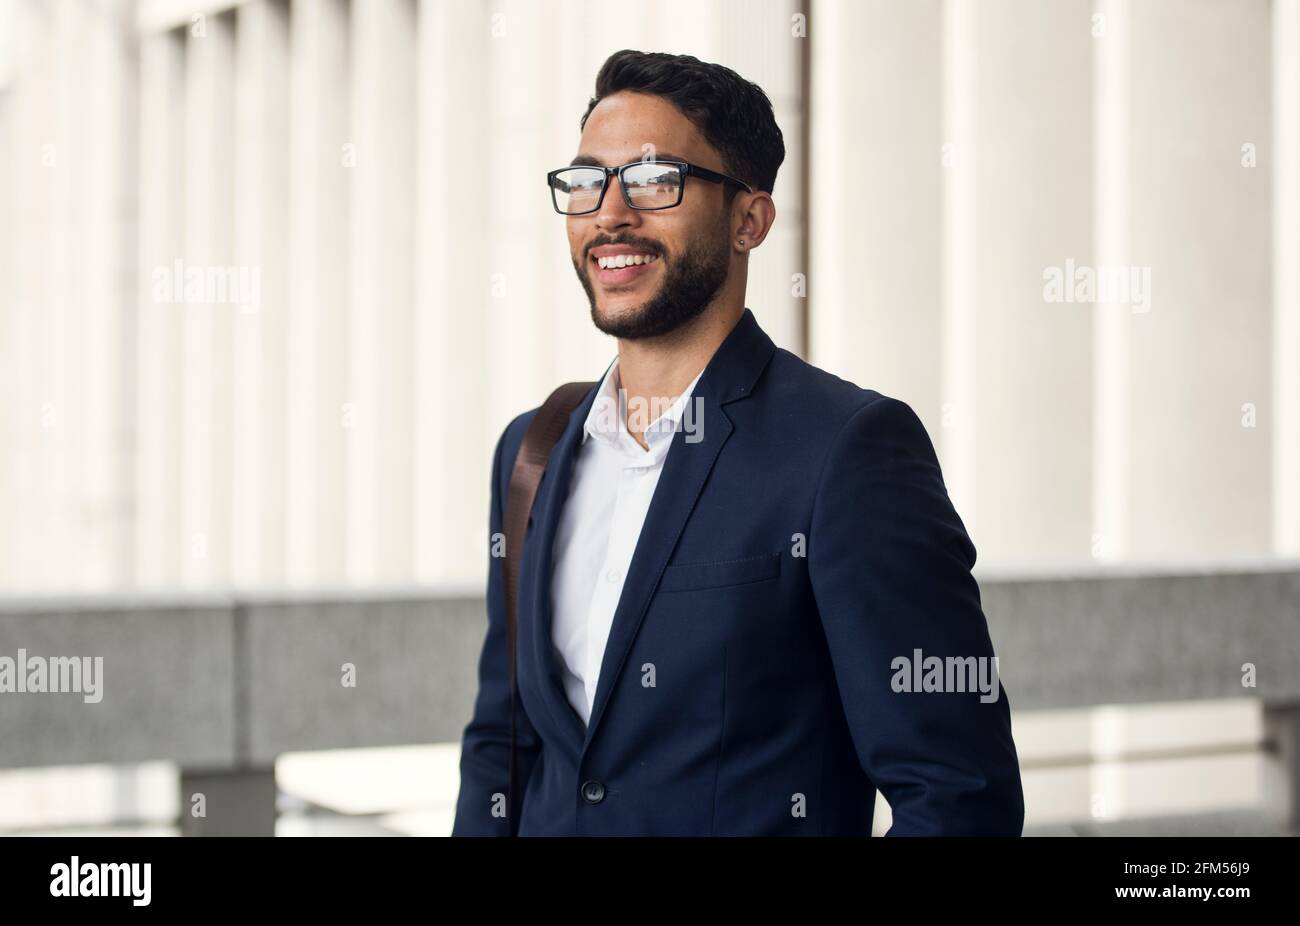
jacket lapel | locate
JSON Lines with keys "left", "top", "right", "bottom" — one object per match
{"left": 523, "top": 375, "right": 602, "bottom": 752}
{"left": 582, "top": 308, "right": 776, "bottom": 748}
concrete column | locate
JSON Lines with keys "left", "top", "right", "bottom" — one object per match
{"left": 811, "top": 0, "right": 1094, "bottom": 563}
{"left": 347, "top": 0, "right": 416, "bottom": 583}
{"left": 1115, "top": 0, "right": 1272, "bottom": 559}
{"left": 1274, "top": 0, "right": 1300, "bottom": 555}
{"left": 232, "top": 0, "right": 291, "bottom": 586}
{"left": 137, "top": 29, "right": 187, "bottom": 588}
{"left": 0, "top": 2, "right": 10, "bottom": 589}
{"left": 181, "top": 12, "right": 236, "bottom": 586}
{"left": 414, "top": 0, "right": 493, "bottom": 583}
{"left": 1, "top": 0, "right": 55, "bottom": 589}
{"left": 809, "top": 1, "right": 942, "bottom": 450}
{"left": 2, "top": 0, "right": 135, "bottom": 590}
{"left": 484, "top": 1, "right": 554, "bottom": 431}
{"left": 286, "top": 0, "right": 350, "bottom": 586}
{"left": 63, "top": 0, "right": 136, "bottom": 590}
{"left": 710, "top": 0, "right": 806, "bottom": 354}
{"left": 963, "top": 0, "right": 1095, "bottom": 560}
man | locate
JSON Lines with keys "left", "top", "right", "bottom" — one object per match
{"left": 452, "top": 49, "right": 1024, "bottom": 836}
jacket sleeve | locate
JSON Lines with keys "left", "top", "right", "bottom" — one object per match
{"left": 451, "top": 417, "right": 544, "bottom": 836}
{"left": 808, "top": 395, "right": 1025, "bottom": 836}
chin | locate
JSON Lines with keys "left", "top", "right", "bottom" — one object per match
{"left": 594, "top": 296, "right": 644, "bottom": 324}
{"left": 589, "top": 300, "right": 645, "bottom": 338}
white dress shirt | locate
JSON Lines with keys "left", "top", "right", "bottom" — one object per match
{"left": 549, "top": 356, "right": 705, "bottom": 728}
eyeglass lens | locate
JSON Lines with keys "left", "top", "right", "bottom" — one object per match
{"left": 552, "top": 162, "right": 683, "bottom": 214}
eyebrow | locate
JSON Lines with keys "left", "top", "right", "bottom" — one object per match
{"left": 569, "top": 151, "right": 693, "bottom": 167}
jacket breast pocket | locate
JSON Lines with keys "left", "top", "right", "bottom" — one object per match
{"left": 657, "top": 551, "right": 782, "bottom": 593}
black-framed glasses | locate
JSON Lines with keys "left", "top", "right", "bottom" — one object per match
{"left": 546, "top": 159, "right": 754, "bottom": 215}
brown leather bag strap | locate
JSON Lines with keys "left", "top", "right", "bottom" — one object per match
{"left": 502, "top": 380, "right": 594, "bottom": 835}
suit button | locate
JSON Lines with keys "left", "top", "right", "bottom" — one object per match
{"left": 581, "top": 779, "right": 605, "bottom": 804}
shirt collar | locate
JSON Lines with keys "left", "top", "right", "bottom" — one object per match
{"left": 582, "top": 356, "right": 705, "bottom": 456}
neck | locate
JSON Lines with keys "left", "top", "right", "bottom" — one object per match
{"left": 616, "top": 303, "right": 744, "bottom": 450}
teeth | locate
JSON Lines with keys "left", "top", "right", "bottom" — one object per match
{"left": 597, "top": 253, "right": 658, "bottom": 269}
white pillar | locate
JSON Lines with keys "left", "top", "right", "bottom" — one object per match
{"left": 962, "top": 0, "right": 1095, "bottom": 561}
{"left": 1120, "top": 0, "right": 1273, "bottom": 558}
{"left": 347, "top": 0, "right": 415, "bottom": 583}
{"left": 286, "top": 0, "right": 351, "bottom": 585}
{"left": 0, "top": 0, "right": 12, "bottom": 588}
{"left": 67, "top": 0, "right": 135, "bottom": 589}
{"left": 1274, "top": 0, "right": 1300, "bottom": 556}
{"left": 4, "top": 0, "right": 134, "bottom": 590}
{"left": 232, "top": 0, "right": 290, "bottom": 585}
{"left": 484, "top": 1, "right": 553, "bottom": 432}
{"left": 711, "top": 0, "right": 806, "bottom": 354}
{"left": 809, "top": 0, "right": 944, "bottom": 467}
{"left": 136, "top": 29, "right": 187, "bottom": 588}
{"left": 181, "top": 11, "right": 236, "bottom": 586}
{"left": 414, "top": 0, "right": 493, "bottom": 584}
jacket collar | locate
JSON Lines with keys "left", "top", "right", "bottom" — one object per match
{"left": 692, "top": 306, "right": 777, "bottom": 407}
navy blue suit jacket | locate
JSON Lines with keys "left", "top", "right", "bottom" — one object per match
{"left": 452, "top": 308, "right": 1024, "bottom": 836}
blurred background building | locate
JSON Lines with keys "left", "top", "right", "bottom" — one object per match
{"left": 0, "top": 0, "right": 1297, "bottom": 835}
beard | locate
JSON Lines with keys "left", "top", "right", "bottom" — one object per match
{"left": 575, "top": 228, "right": 730, "bottom": 340}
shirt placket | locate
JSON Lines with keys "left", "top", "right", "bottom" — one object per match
{"left": 582, "top": 444, "right": 655, "bottom": 713}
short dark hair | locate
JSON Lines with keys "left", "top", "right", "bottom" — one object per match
{"left": 579, "top": 50, "right": 785, "bottom": 203}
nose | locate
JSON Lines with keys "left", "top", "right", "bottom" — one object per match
{"left": 594, "top": 171, "right": 644, "bottom": 233}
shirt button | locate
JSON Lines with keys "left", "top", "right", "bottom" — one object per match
{"left": 606, "top": 568, "right": 621, "bottom": 583}
{"left": 581, "top": 780, "right": 606, "bottom": 804}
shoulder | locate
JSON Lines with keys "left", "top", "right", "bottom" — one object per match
{"left": 489, "top": 380, "right": 595, "bottom": 497}
{"left": 760, "top": 347, "right": 931, "bottom": 452}
{"left": 486, "top": 406, "right": 540, "bottom": 502}
{"left": 499, "top": 406, "right": 539, "bottom": 458}
{"left": 494, "top": 379, "right": 599, "bottom": 468}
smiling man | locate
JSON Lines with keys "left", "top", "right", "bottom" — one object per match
{"left": 451, "top": 49, "right": 1025, "bottom": 836}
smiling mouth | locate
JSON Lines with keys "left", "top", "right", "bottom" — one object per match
{"left": 590, "top": 252, "right": 660, "bottom": 286}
